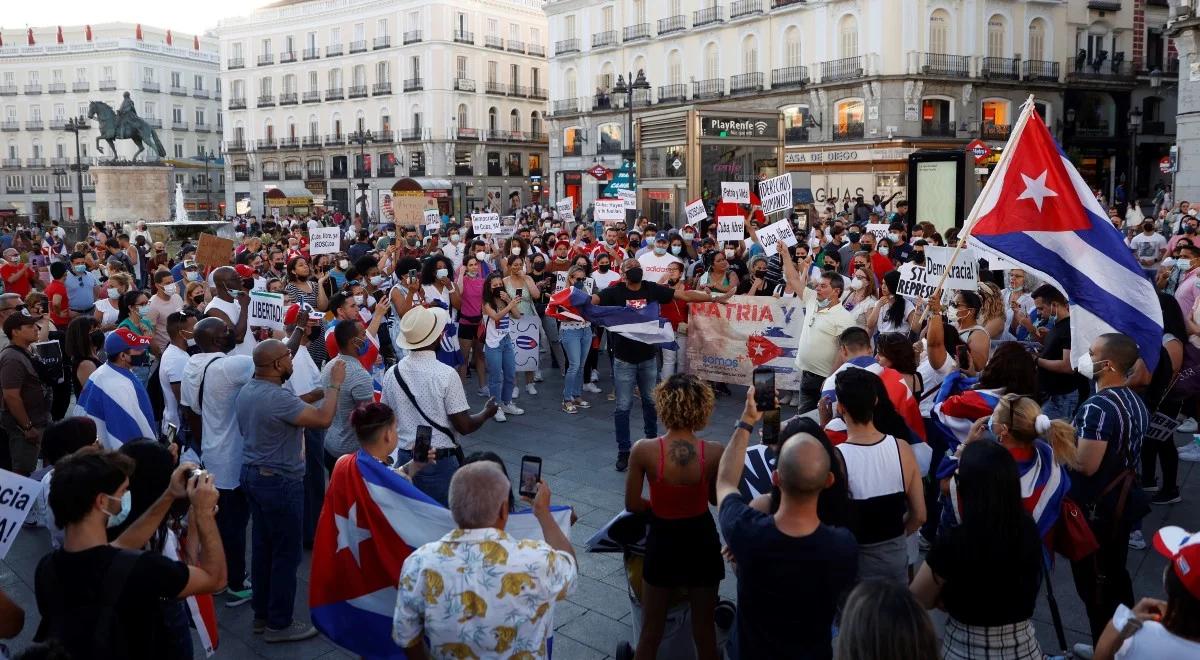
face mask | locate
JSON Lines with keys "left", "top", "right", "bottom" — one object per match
{"left": 354, "top": 294, "right": 366, "bottom": 306}
{"left": 533, "top": 261, "right": 545, "bottom": 271}
{"left": 137, "top": 304, "right": 150, "bottom": 316}
{"left": 911, "top": 252, "right": 926, "bottom": 264}
{"left": 849, "top": 278, "right": 864, "bottom": 291}
{"left": 1076, "top": 353, "right": 1103, "bottom": 380}
{"left": 625, "top": 267, "right": 644, "bottom": 284}
{"left": 449, "top": 234, "right": 461, "bottom": 243}
{"left": 681, "top": 231, "right": 694, "bottom": 241}
{"left": 369, "top": 275, "right": 385, "bottom": 287}
{"left": 387, "top": 231, "right": 396, "bottom": 238}
{"left": 598, "top": 264, "right": 610, "bottom": 273}
{"left": 808, "top": 237, "right": 820, "bottom": 249}
{"left": 186, "top": 338, "right": 196, "bottom": 347}
{"left": 572, "top": 279, "right": 585, "bottom": 290}
{"left": 824, "top": 262, "right": 835, "bottom": 271}
{"left": 670, "top": 245, "right": 682, "bottom": 256}
{"left": 654, "top": 247, "right": 667, "bottom": 256}
{"left": 878, "top": 246, "right": 890, "bottom": 257}
{"left": 889, "top": 233, "right": 902, "bottom": 243}
{"left": 338, "top": 259, "right": 349, "bottom": 270}
{"left": 228, "top": 290, "right": 241, "bottom": 299}
{"left": 724, "top": 249, "right": 736, "bottom": 259}
{"left": 436, "top": 268, "right": 449, "bottom": 279}
{"left": 1163, "top": 257, "right": 1177, "bottom": 269}
{"left": 511, "top": 247, "right": 522, "bottom": 256}
{"left": 186, "top": 271, "right": 200, "bottom": 282}
{"left": 163, "top": 283, "right": 177, "bottom": 295}
{"left": 73, "top": 264, "right": 87, "bottom": 274}
{"left": 848, "top": 232, "right": 861, "bottom": 243}
{"left": 104, "top": 491, "right": 132, "bottom": 528}
{"left": 947, "top": 313, "right": 961, "bottom": 330}
{"left": 1187, "top": 226, "right": 1197, "bottom": 234}
{"left": 476, "top": 251, "right": 487, "bottom": 261}
{"left": 816, "top": 297, "right": 832, "bottom": 309}
{"left": 107, "top": 288, "right": 120, "bottom": 300}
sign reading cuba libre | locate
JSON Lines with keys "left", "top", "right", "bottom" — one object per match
{"left": 784, "top": 146, "right": 914, "bottom": 165}
{"left": 701, "top": 115, "right": 779, "bottom": 140}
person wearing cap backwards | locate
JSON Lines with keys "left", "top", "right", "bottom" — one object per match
{"left": 1092, "top": 525, "right": 1200, "bottom": 658}
{"left": 0, "top": 312, "right": 54, "bottom": 474}
{"left": 76, "top": 328, "right": 158, "bottom": 452}
{"left": 0, "top": 247, "right": 38, "bottom": 299}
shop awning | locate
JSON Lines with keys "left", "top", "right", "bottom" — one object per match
{"left": 265, "top": 182, "right": 314, "bottom": 207}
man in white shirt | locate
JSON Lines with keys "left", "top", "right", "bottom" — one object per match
{"left": 781, "top": 254, "right": 857, "bottom": 413}
{"left": 204, "top": 266, "right": 255, "bottom": 356}
{"left": 1130, "top": 218, "right": 1168, "bottom": 279}
{"left": 637, "top": 231, "right": 683, "bottom": 282}
{"left": 158, "top": 311, "right": 196, "bottom": 450}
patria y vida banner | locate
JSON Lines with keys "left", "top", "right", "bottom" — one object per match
{"left": 685, "top": 295, "right": 803, "bottom": 390}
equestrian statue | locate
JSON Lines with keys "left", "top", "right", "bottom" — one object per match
{"left": 88, "top": 92, "right": 166, "bottom": 162}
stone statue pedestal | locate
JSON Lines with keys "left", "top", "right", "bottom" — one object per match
{"left": 91, "top": 165, "right": 173, "bottom": 230}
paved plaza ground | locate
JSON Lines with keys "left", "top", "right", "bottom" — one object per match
{"left": 0, "top": 364, "right": 1196, "bottom": 659}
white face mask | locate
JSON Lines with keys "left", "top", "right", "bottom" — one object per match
{"left": 681, "top": 231, "right": 694, "bottom": 241}
{"left": 449, "top": 234, "right": 461, "bottom": 243}
{"left": 369, "top": 275, "right": 385, "bottom": 287}
{"left": 186, "top": 271, "right": 200, "bottom": 282}
{"left": 511, "top": 247, "right": 522, "bottom": 256}
{"left": 889, "top": 233, "right": 902, "bottom": 243}
{"left": 338, "top": 259, "right": 349, "bottom": 270}
{"left": 353, "top": 294, "right": 366, "bottom": 306}
{"left": 724, "top": 249, "right": 736, "bottom": 259}
{"left": 163, "top": 283, "right": 177, "bottom": 296}
{"left": 878, "top": 246, "right": 890, "bottom": 257}
{"left": 849, "top": 278, "right": 864, "bottom": 291}
{"left": 107, "top": 288, "right": 120, "bottom": 300}
{"left": 670, "top": 245, "right": 682, "bottom": 256}
{"left": 436, "top": 268, "right": 449, "bottom": 279}
{"left": 476, "top": 251, "right": 487, "bottom": 261}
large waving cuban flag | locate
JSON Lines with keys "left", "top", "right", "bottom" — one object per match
{"left": 546, "top": 286, "right": 677, "bottom": 348}
{"left": 309, "top": 450, "right": 572, "bottom": 659}
{"left": 77, "top": 362, "right": 158, "bottom": 449}
{"left": 966, "top": 98, "right": 1163, "bottom": 372}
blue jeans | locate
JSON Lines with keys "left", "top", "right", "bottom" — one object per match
{"left": 485, "top": 335, "right": 516, "bottom": 405}
{"left": 303, "top": 427, "right": 326, "bottom": 547}
{"left": 396, "top": 448, "right": 461, "bottom": 506}
{"left": 215, "top": 487, "right": 249, "bottom": 592}
{"left": 1043, "top": 391, "right": 1079, "bottom": 422}
{"left": 614, "top": 358, "right": 658, "bottom": 453}
{"left": 560, "top": 326, "right": 591, "bottom": 401}
{"left": 241, "top": 466, "right": 304, "bottom": 630}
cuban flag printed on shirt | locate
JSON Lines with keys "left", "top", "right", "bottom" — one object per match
{"left": 547, "top": 287, "right": 677, "bottom": 349}
{"left": 309, "top": 450, "right": 572, "bottom": 659}
{"left": 77, "top": 362, "right": 158, "bottom": 449}
{"left": 931, "top": 372, "right": 1003, "bottom": 480}
{"left": 967, "top": 99, "right": 1162, "bottom": 372}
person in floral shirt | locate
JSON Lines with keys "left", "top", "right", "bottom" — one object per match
{"left": 392, "top": 462, "right": 577, "bottom": 659}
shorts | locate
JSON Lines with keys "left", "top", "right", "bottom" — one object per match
{"left": 458, "top": 322, "right": 479, "bottom": 340}
{"left": 643, "top": 512, "right": 724, "bottom": 589}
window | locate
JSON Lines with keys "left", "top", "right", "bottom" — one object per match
{"left": 55, "top": 142, "right": 64, "bottom": 158}
{"left": 29, "top": 106, "right": 41, "bottom": 121}
{"left": 52, "top": 70, "right": 63, "bottom": 84}
{"left": 634, "top": 0, "right": 646, "bottom": 23}
{"left": 743, "top": 37, "right": 758, "bottom": 74}
{"left": 354, "top": 23, "right": 365, "bottom": 41}
{"left": 1028, "top": 18, "right": 1046, "bottom": 61}
{"left": 835, "top": 99, "right": 863, "bottom": 130}
{"left": 602, "top": 7, "right": 614, "bottom": 31}
{"left": 261, "top": 38, "right": 272, "bottom": 56}
{"left": 283, "top": 74, "right": 295, "bottom": 94}
{"left": 328, "top": 69, "right": 342, "bottom": 88}
{"left": 76, "top": 67, "right": 88, "bottom": 82}
{"left": 487, "top": 151, "right": 502, "bottom": 176}
{"left": 3, "top": 73, "right": 13, "bottom": 86}
{"left": 987, "top": 16, "right": 1005, "bottom": 58}
{"left": 409, "top": 57, "right": 419, "bottom": 79}
{"left": 563, "top": 126, "right": 582, "bottom": 156}
{"left": 487, "top": 19, "right": 498, "bottom": 36}
{"left": 174, "top": 142, "right": 184, "bottom": 158}
{"left": 412, "top": 111, "right": 423, "bottom": 130}
{"left": 510, "top": 64, "right": 519, "bottom": 86}
{"left": 309, "top": 117, "right": 318, "bottom": 137}
{"left": 929, "top": 10, "right": 949, "bottom": 54}
{"left": 378, "top": 61, "right": 390, "bottom": 83}
{"left": 377, "top": 19, "right": 388, "bottom": 37}
{"left": 981, "top": 99, "right": 1010, "bottom": 127}
{"left": 456, "top": 12, "right": 467, "bottom": 33}
{"left": 784, "top": 27, "right": 802, "bottom": 67}
{"left": 142, "top": 67, "right": 154, "bottom": 83}
{"left": 171, "top": 71, "right": 182, "bottom": 87}
{"left": 172, "top": 106, "right": 183, "bottom": 123}
{"left": 839, "top": 15, "right": 859, "bottom": 59}
{"left": 409, "top": 150, "right": 425, "bottom": 176}
{"left": 510, "top": 109, "right": 520, "bottom": 132}
{"left": 353, "top": 65, "right": 366, "bottom": 87}
{"left": 668, "top": 51, "right": 682, "bottom": 85}
{"left": 308, "top": 72, "right": 318, "bottom": 91}
{"left": 77, "top": 103, "right": 87, "bottom": 116}
{"left": 532, "top": 67, "right": 541, "bottom": 90}
{"left": 195, "top": 108, "right": 206, "bottom": 125}
{"left": 457, "top": 104, "right": 470, "bottom": 128}
{"left": 565, "top": 15, "right": 576, "bottom": 39}
{"left": 380, "top": 113, "right": 390, "bottom": 131}
{"left": 408, "top": 12, "right": 420, "bottom": 31}
{"left": 599, "top": 122, "right": 623, "bottom": 152}
{"left": 507, "top": 153, "right": 522, "bottom": 176}
{"left": 530, "top": 27, "right": 540, "bottom": 45}
{"left": 488, "top": 61, "right": 498, "bottom": 83}
{"left": 704, "top": 43, "right": 719, "bottom": 79}
{"left": 102, "top": 66, "right": 113, "bottom": 81}
{"left": 232, "top": 43, "right": 243, "bottom": 60}
{"left": 488, "top": 107, "right": 498, "bottom": 131}
{"left": 457, "top": 56, "right": 468, "bottom": 79}
{"left": 510, "top": 24, "right": 520, "bottom": 42}
{"left": 455, "top": 150, "right": 472, "bottom": 176}
{"left": 530, "top": 112, "right": 540, "bottom": 135}
{"left": 921, "top": 98, "right": 953, "bottom": 129}
{"left": 53, "top": 104, "right": 64, "bottom": 120}
{"left": 285, "top": 36, "right": 294, "bottom": 53}
{"left": 260, "top": 77, "right": 272, "bottom": 96}
{"left": 564, "top": 69, "right": 576, "bottom": 98}
{"left": 194, "top": 74, "right": 204, "bottom": 90}
{"left": 330, "top": 27, "right": 341, "bottom": 44}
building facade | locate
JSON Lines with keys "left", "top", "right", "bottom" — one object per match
{"left": 545, "top": 0, "right": 1179, "bottom": 226}
{"left": 0, "top": 23, "right": 223, "bottom": 223}
{"left": 217, "top": 0, "right": 549, "bottom": 220}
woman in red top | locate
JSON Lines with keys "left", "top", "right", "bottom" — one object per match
{"left": 624, "top": 374, "right": 725, "bottom": 660}
{"left": 44, "top": 261, "right": 72, "bottom": 328}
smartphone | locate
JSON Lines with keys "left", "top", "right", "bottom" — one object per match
{"left": 519, "top": 455, "right": 542, "bottom": 499}
{"left": 753, "top": 367, "right": 779, "bottom": 445}
{"left": 413, "top": 425, "right": 432, "bottom": 463}
{"left": 164, "top": 422, "right": 178, "bottom": 447}
{"left": 515, "top": 288, "right": 524, "bottom": 297}
{"left": 956, "top": 345, "right": 971, "bottom": 370}
{"left": 408, "top": 268, "right": 418, "bottom": 279}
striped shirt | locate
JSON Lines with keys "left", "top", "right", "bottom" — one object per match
{"left": 1071, "top": 385, "right": 1148, "bottom": 504}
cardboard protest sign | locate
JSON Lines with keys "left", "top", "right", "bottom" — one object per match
{"left": 472, "top": 213, "right": 502, "bottom": 234}
{"left": 721, "top": 182, "right": 750, "bottom": 204}
{"left": 392, "top": 196, "right": 439, "bottom": 225}
{"left": 0, "top": 469, "right": 41, "bottom": 560}
{"left": 195, "top": 234, "right": 234, "bottom": 268}
{"left": 423, "top": 209, "right": 440, "bottom": 225}
{"left": 618, "top": 189, "right": 637, "bottom": 210}
{"left": 684, "top": 198, "right": 707, "bottom": 226}
{"left": 248, "top": 290, "right": 285, "bottom": 331}
{"left": 685, "top": 295, "right": 802, "bottom": 389}
{"left": 757, "top": 218, "right": 799, "bottom": 257}
{"left": 594, "top": 199, "right": 626, "bottom": 223}
{"left": 864, "top": 223, "right": 890, "bottom": 241}
{"left": 895, "top": 245, "right": 978, "bottom": 301}
{"left": 717, "top": 216, "right": 745, "bottom": 242}
{"left": 757, "top": 174, "right": 792, "bottom": 215}
{"left": 556, "top": 198, "right": 575, "bottom": 224}
{"left": 308, "top": 227, "right": 342, "bottom": 256}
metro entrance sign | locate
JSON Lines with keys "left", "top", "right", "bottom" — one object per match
{"left": 1161, "top": 156, "right": 1174, "bottom": 174}
{"left": 965, "top": 139, "right": 992, "bottom": 164}
{"left": 587, "top": 165, "right": 611, "bottom": 179}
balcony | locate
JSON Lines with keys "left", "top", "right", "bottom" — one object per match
{"left": 49, "top": 119, "right": 67, "bottom": 130}
{"left": 833, "top": 123, "right": 865, "bottom": 141}
{"left": 403, "top": 30, "right": 422, "bottom": 45}
{"left": 731, "top": 0, "right": 763, "bottom": 19}
{"left": 172, "top": 121, "right": 189, "bottom": 131}
{"left": 486, "top": 81, "right": 507, "bottom": 95}
{"left": 921, "top": 121, "right": 955, "bottom": 137}
{"left": 509, "top": 85, "right": 529, "bottom": 97}
{"left": 227, "top": 58, "right": 244, "bottom": 70}
{"left": 257, "top": 94, "right": 275, "bottom": 107}
{"left": 261, "top": 170, "right": 280, "bottom": 181}
{"left": 25, "top": 120, "right": 44, "bottom": 131}
{"left": 922, "top": 53, "right": 970, "bottom": 77}
{"left": 71, "top": 81, "right": 90, "bottom": 93}
{"left": 229, "top": 97, "right": 247, "bottom": 110}
{"left": 528, "top": 44, "right": 545, "bottom": 57}
{"left": 303, "top": 90, "right": 321, "bottom": 103}
{"left": 374, "top": 130, "right": 394, "bottom": 142}
{"left": 349, "top": 40, "right": 368, "bottom": 54}
{"left": 692, "top": 78, "right": 725, "bottom": 99}
{"left": 348, "top": 85, "right": 368, "bottom": 98}
{"left": 771, "top": 65, "right": 809, "bottom": 89}
{"left": 659, "top": 15, "right": 687, "bottom": 35}
{"left": 193, "top": 88, "right": 209, "bottom": 98}
{"left": 27, "top": 158, "right": 46, "bottom": 168}
{"left": 771, "top": 0, "right": 805, "bottom": 7}
{"left": 325, "top": 87, "right": 344, "bottom": 101}
{"left": 619, "top": 24, "right": 649, "bottom": 43}
{"left": 399, "top": 128, "right": 426, "bottom": 141}
{"left": 1, "top": 158, "right": 20, "bottom": 167}
{"left": 302, "top": 135, "right": 322, "bottom": 147}
{"left": 195, "top": 122, "right": 212, "bottom": 132}
{"left": 0, "top": 121, "right": 18, "bottom": 131}
{"left": 303, "top": 48, "right": 320, "bottom": 60}
{"left": 730, "top": 72, "right": 763, "bottom": 94}
{"left": 454, "top": 78, "right": 476, "bottom": 92}
{"left": 256, "top": 138, "right": 277, "bottom": 150}
{"left": 1142, "top": 121, "right": 1168, "bottom": 136}
{"left": 530, "top": 87, "right": 548, "bottom": 100}
{"left": 592, "top": 31, "right": 617, "bottom": 49}
{"left": 325, "top": 134, "right": 345, "bottom": 146}
{"left": 279, "top": 137, "right": 300, "bottom": 149}
{"left": 454, "top": 30, "right": 474, "bottom": 45}
{"left": 326, "top": 44, "right": 343, "bottom": 57}
{"left": 48, "top": 82, "right": 66, "bottom": 94}
{"left": 403, "top": 78, "right": 423, "bottom": 92}
{"left": 657, "top": 83, "right": 687, "bottom": 103}
{"left": 693, "top": 5, "right": 725, "bottom": 27}
{"left": 373, "top": 82, "right": 392, "bottom": 95}
{"left": 1088, "top": 0, "right": 1121, "bottom": 9}
{"left": 233, "top": 171, "right": 250, "bottom": 182}
{"left": 170, "top": 85, "right": 188, "bottom": 96}
{"left": 486, "top": 129, "right": 520, "bottom": 142}
{"left": 507, "top": 40, "right": 525, "bottom": 53}
{"left": 555, "top": 38, "right": 580, "bottom": 55}
{"left": 485, "top": 35, "right": 504, "bottom": 50}
{"left": 284, "top": 167, "right": 303, "bottom": 180}
{"left": 553, "top": 99, "right": 579, "bottom": 115}
{"left": 374, "top": 36, "right": 391, "bottom": 49}
{"left": 280, "top": 92, "right": 298, "bottom": 105}
{"left": 785, "top": 126, "right": 809, "bottom": 144}
{"left": 280, "top": 51, "right": 296, "bottom": 63}
{"left": 981, "top": 57, "right": 1020, "bottom": 81}
{"left": 257, "top": 54, "right": 275, "bottom": 66}
{"left": 306, "top": 165, "right": 325, "bottom": 178}
{"left": 1023, "top": 60, "right": 1059, "bottom": 83}
{"left": 99, "top": 79, "right": 117, "bottom": 91}
{"left": 1067, "top": 55, "right": 1135, "bottom": 81}
{"left": 457, "top": 127, "right": 479, "bottom": 140}
{"left": 30, "top": 181, "right": 48, "bottom": 193}
{"left": 144, "top": 117, "right": 162, "bottom": 128}
{"left": 226, "top": 140, "right": 247, "bottom": 152}
{"left": 529, "top": 132, "right": 548, "bottom": 143}
{"left": 820, "top": 56, "right": 863, "bottom": 82}
{"left": 0, "top": 85, "right": 15, "bottom": 96}
{"left": 982, "top": 123, "right": 1011, "bottom": 141}
{"left": 142, "top": 81, "right": 160, "bottom": 93}
{"left": 214, "top": 90, "right": 222, "bottom": 101}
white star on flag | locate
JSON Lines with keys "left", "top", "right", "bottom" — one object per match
{"left": 752, "top": 344, "right": 765, "bottom": 357}
{"left": 1016, "top": 170, "right": 1058, "bottom": 212}
{"left": 335, "top": 502, "right": 372, "bottom": 567}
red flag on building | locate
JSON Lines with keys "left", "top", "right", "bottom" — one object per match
{"left": 135, "top": 24, "right": 142, "bottom": 40}
{"left": 86, "top": 25, "right": 93, "bottom": 41}
{"left": 27, "top": 28, "right": 34, "bottom": 46}
{"left": 56, "top": 26, "right": 63, "bottom": 44}
{"left": 166, "top": 30, "right": 172, "bottom": 46}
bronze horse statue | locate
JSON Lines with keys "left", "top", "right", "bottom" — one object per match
{"left": 87, "top": 100, "right": 166, "bottom": 161}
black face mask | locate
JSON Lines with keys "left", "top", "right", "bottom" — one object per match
{"left": 597, "top": 264, "right": 610, "bottom": 273}
{"left": 533, "top": 262, "right": 545, "bottom": 271}
{"left": 625, "top": 267, "right": 644, "bottom": 284}
{"left": 912, "top": 252, "right": 926, "bottom": 264}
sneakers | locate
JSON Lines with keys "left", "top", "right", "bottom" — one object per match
{"left": 501, "top": 403, "right": 525, "bottom": 416}
{"left": 562, "top": 401, "right": 579, "bottom": 414}
{"left": 534, "top": 372, "right": 545, "bottom": 383}
{"left": 1180, "top": 440, "right": 1200, "bottom": 462}
{"left": 583, "top": 382, "right": 603, "bottom": 394}
{"left": 512, "top": 386, "right": 519, "bottom": 399}
{"left": 573, "top": 398, "right": 592, "bottom": 409}
{"left": 494, "top": 408, "right": 507, "bottom": 423}
{"left": 615, "top": 452, "right": 629, "bottom": 472}
{"left": 1179, "top": 416, "right": 1198, "bottom": 433}
{"left": 1073, "top": 643, "right": 1095, "bottom": 660}
{"left": 591, "top": 369, "right": 600, "bottom": 382}
{"left": 264, "top": 621, "right": 319, "bottom": 643}
{"left": 526, "top": 383, "right": 538, "bottom": 395}
{"left": 1151, "top": 488, "right": 1182, "bottom": 505}
{"left": 607, "top": 390, "right": 616, "bottom": 401}
{"left": 1141, "top": 479, "right": 1160, "bottom": 493}
{"left": 477, "top": 386, "right": 490, "bottom": 397}
{"left": 223, "top": 587, "right": 253, "bottom": 608}
{"left": 1128, "top": 530, "right": 1147, "bottom": 550}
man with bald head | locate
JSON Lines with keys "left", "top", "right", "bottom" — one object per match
{"left": 204, "top": 266, "right": 252, "bottom": 356}
{"left": 236, "top": 340, "right": 344, "bottom": 642}
{"left": 0, "top": 293, "right": 24, "bottom": 350}
{"left": 714, "top": 388, "right": 858, "bottom": 660}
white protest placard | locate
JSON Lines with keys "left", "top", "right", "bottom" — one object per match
{"left": 757, "top": 174, "right": 793, "bottom": 215}
{"left": 426, "top": 221, "right": 441, "bottom": 236}
{"left": 721, "top": 182, "right": 750, "bottom": 204}
{"left": 556, "top": 198, "right": 575, "bottom": 224}
{"left": 0, "top": 469, "right": 41, "bottom": 559}
{"left": 618, "top": 189, "right": 637, "bottom": 210}
{"left": 717, "top": 215, "right": 746, "bottom": 243}
{"left": 757, "top": 218, "right": 799, "bottom": 257}
{"left": 308, "top": 227, "right": 342, "bottom": 256}
{"left": 894, "top": 245, "right": 978, "bottom": 301}
{"left": 864, "top": 223, "right": 891, "bottom": 241}
{"left": 423, "top": 209, "right": 440, "bottom": 226}
{"left": 684, "top": 198, "right": 707, "bottom": 226}
{"left": 248, "top": 290, "right": 285, "bottom": 332}
{"left": 594, "top": 199, "right": 626, "bottom": 223}
{"left": 472, "top": 213, "right": 502, "bottom": 235}
{"left": 555, "top": 271, "right": 568, "bottom": 292}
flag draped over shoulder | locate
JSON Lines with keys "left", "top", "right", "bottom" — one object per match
{"left": 931, "top": 372, "right": 1003, "bottom": 480}
{"left": 309, "top": 451, "right": 571, "bottom": 659}
{"left": 77, "top": 362, "right": 157, "bottom": 448}
{"left": 547, "top": 286, "right": 677, "bottom": 348}
{"left": 945, "top": 441, "right": 1070, "bottom": 540}
{"left": 965, "top": 98, "right": 1163, "bottom": 372}
{"left": 164, "top": 530, "right": 219, "bottom": 656}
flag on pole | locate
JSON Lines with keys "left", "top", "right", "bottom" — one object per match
{"left": 962, "top": 97, "right": 1162, "bottom": 372}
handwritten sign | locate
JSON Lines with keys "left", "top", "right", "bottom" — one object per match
{"left": 895, "top": 245, "right": 978, "bottom": 301}
{"left": 195, "top": 233, "right": 234, "bottom": 268}
{"left": 248, "top": 290, "right": 285, "bottom": 331}
{"left": 684, "top": 198, "right": 708, "bottom": 226}
{"left": 472, "top": 213, "right": 501, "bottom": 234}
{"left": 594, "top": 199, "right": 625, "bottom": 223}
{"left": 865, "top": 223, "right": 891, "bottom": 241}
{"left": 721, "top": 182, "right": 750, "bottom": 204}
{"left": 0, "top": 469, "right": 41, "bottom": 560}
{"left": 618, "top": 189, "right": 637, "bottom": 210}
{"left": 308, "top": 227, "right": 342, "bottom": 256}
{"left": 757, "top": 218, "right": 799, "bottom": 257}
{"left": 556, "top": 198, "right": 575, "bottom": 224}
{"left": 757, "top": 174, "right": 792, "bottom": 215}
{"left": 717, "top": 216, "right": 745, "bottom": 243}
{"left": 393, "top": 196, "right": 439, "bottom": 225}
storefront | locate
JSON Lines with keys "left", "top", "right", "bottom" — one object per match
{"left": 263, "top": 183, "right": 315, "bottom": 217}
{"left": 783, "top": 144, "right": 919, "bottom": 210}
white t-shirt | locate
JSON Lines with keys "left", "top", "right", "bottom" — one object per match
{"left": 1130, "top": 232, "right": 1167, "bottom": 269}
{"left": 876, "top": 298, "right": 916, "bottom": 335}
{"left": 180, "top": 353, "right": 255, "bottom": 490}
{"left": 205, "top": 296, "right": 257, "bottom": 356}
{"left": 158, "top": 343, "right": 190, "bottom": 433}
{"left": 1111, "top": 603, "right": 1200, "bottom": 658}
{"left": 637, "top": 251, "right": 683, "bottom": 282}
{"left": 916, "top": 355, "right": 957, "bottom": 416}
{"left": 590, "top": 269, "right": 620, "bottom": 291}
{"left": 284, "top": 346, "right": 322, "bottom": 397}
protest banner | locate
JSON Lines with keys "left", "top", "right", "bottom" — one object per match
{"left": 685, "top": 295, "right": 802, "bottom": 389}
{"left": 308, "top": 227, "right": 342, "bottom": 256}
{"left": 195, "top": 234, "right": 234, "bottom": 268}
{"left": 511, "top": 317, "right": 541, "bottom": 373}
{"left": 471, "top": 213, "right": 501, "bottom": 234}
{"left": 423, "top": 209, "right": 440, "bottom": 226}
{"left": 756, "top": 218, "right": 799, "bottom": 257}
{"left": 895, "top": 245, "right": 978, "bottom": 301}
{"left": 618, "top": 189, "right": 637, "bottom": 210}
{"left": 392, "top": 196, "right": 439, "bottom": 225}
{"left": 0, "top": 469, "right": 40, "bottom": 559}
{"left": 248, "top": 290, "right": 286, "bottom": 331}
{"left": 684, "top": 198, "right": 707, "bottom": 226}
{"left": 594, "top": 199, "right": 625, "bottom": 223}
{"left": 721, "top": 182, "right": 750, "bottom": 204}
{"left": 716, "top": 216, "right": 745, "bottom": 242}
{"left": 556, "top": 197, "right": 575, "bottom": 224}
{"left": 757, "top": 174, "right": 792, "bottom": 215}
{"left": 864, "top": 223, "right": 890, "bottom": 241}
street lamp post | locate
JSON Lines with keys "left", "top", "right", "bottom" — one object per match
{"left": 611, "top": 70, "right": 650, "bottom": 221}
{"left": 62, "top": 115, "right": 89, "bottom": 244}
{"left": 1128, "top": 107, "right": 1143, "bottom": 201}
{"left": 51, "top": 167, "right": 66, "bottom": 222}
{"left": 198, "top": 150, "right": 217, "bottom": 221}
{"left": 349, "top": 129, "right": 373, "bottom": 224}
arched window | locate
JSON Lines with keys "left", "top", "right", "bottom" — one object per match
{"left": 987, "top": 15, "right": 1006, "bottom": 58}
{"left": 742, "top": 35, "right": 758, "bottom": 74}
{"left": 667, "top": 50, "right": 682, "bottom": 86}
{"left": 457, "top": 103, "right": 469, "bottom": 129}
{"left": 839, "top": 15, "right": 859, "bottom": 59}
{"left": 921, "top": 97, "right": 954, "bottom": 135}
{"left": 598, "top": 122, "right": 623, "bottom": 153}
{"left": 929, "top": 9, "right": 949, "bottom": 54}
{"left": 530, "top": 111, "right": 541, "bottom": 136}
{"left": 264, "top": 119, "right": 274, "bottom": 141}
{"left": 563, "top": 126, "right": 582, "bottom": 156}
{"left": 703, "top": 43, "right": 719, "bottom": 79}
{"left": 510, "top": 109, "right": 520, "bottom": 132}
{"left": 286, "top": 119, "right": 296, "bottom": 139}
{"left": 781, "top": 105, "right": 810, "bottom": 144}
{"left": 1028, "top": 18, "right": 1046, "bottom": 61}
{"left": 783, "top": 27, "right": 802, "bottom": 67}
{"left": 488, "top": 107, "right": 498, "bottom": 131}
{"left": 597, "top": 62, "right": 614, "bottom": 92}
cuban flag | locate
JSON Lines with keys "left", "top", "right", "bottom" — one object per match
{"left": 965, "top": 97, "right": 1162, "bottom": 372}
{"left": 931, "top": 372, "right": 1003, "bottom": 480}
{"left": 547, "top": 287, "right": 677, "bottom": 349}
{"left": 164, "top": 530, "right": 219, "bottom": 656}
{"left": 309, "top": 450, "right": 572, "bottom": 659}
{"left": 946, "top": 441, "right": 1070, "bottom": 541}
{"left": 77, "top": 362, "right": 158, "bottom": 448}
{"left": 820, "top": 356, "right": 928, "bottom": 470}
{"left": 325, "top": 319, "right": 381, "bottom": 371}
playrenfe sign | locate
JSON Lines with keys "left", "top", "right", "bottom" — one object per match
{"left": 701, "top": 116, "right": 778, "bottom": 139}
